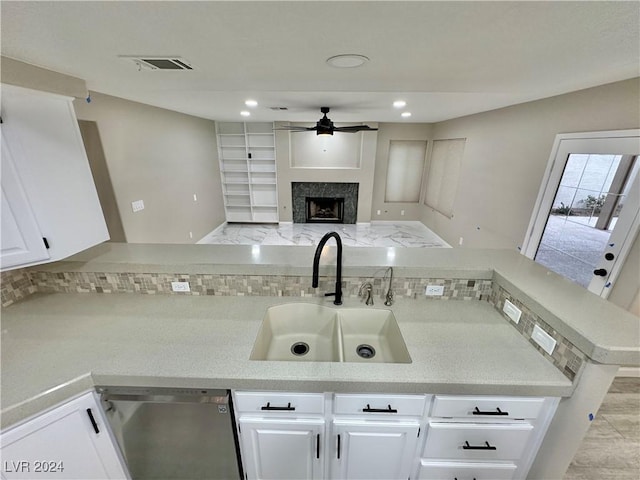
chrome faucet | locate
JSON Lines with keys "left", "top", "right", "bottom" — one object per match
{"left": 312, "top": 231, "right": 343, "bottom": 305}
{"left": 359, "top": 282, "right": 374, "bottom": 306}
{"left": 384, "top": 267, "right": 394, "bottom": 306}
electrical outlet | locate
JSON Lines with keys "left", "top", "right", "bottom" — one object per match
{"left": 193, "top": 193, "right": 198, "bottom": 202}
{"left": 189, "top": 231, "right": 193, "bottom": 239}
{"left": 171, "top": 281, "right": 190, "bottom": 292}
{"left": 401, "top": 210, "right": 405, "bottom": 216}
{"left": 377, "top": 210, "right": 381, "bottom": 215}
{"left": 532, "top": 324, "right": 557, "bottom": 355}
{"left": 425, "top": 285, "right": 444, "bottom": 296}
{"left": 503, "top": 299, "right": 522, "bottom": 324}
{"left": 131, "top": 200, "right": 145, "bottom": 212}
{"left": 459, "top": 237, "right": 464, "bottom": 246}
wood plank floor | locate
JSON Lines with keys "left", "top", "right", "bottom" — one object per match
{"left": 564, "top": 377, "right": 640, "bottom": 480}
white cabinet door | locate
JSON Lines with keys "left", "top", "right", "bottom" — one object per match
{"left": 0, "top": 84, "right": 109, "bottom": 270}
{"left": 331, "top": 419, "right": 420, "bottom": 480}
{"left": 0, "top": 392, "right": 129, "bottom": 479}
{"left": 239, "top": 417, "right": 324, "bottom": 480}
{"left": 0, "top": 130, "right": 49, "bottom": 269}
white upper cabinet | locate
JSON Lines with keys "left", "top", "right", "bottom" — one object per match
{"left": 0, "top": 84, "right": 109, "bottom": 270}
{"left": 0, "top": 132, "right": 50, "bottom": 268}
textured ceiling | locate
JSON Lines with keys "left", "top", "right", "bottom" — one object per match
{"left": 1, "top": 1, "right": 638, "bottom": 122}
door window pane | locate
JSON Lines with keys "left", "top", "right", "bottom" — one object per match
{"left": 535, "top": 154, "right": 635, "bottom": 287}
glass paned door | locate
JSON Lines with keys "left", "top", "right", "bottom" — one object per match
{"left": 535, "top": 154, "right": 637, "bottom": 287}
{"left": 523, "top": 131, "right": 640, "bottom": 298}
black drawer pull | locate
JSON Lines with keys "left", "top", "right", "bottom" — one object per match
{"left": 363, "top": 403, "right": 398, "bottom": 413}
{"left": 454, "top": 478, "right": 476, "bottom": 480}
{"left": 337, "top": 434, "right": 341, "bottom": 459}
{"left": 86, "top": 408, "right": 100, "bottom": 434}
{"left": 316, "top": 433, "right": 320, "bottom": 459}
{"left": 472, "top": 406, "right": 508, "bottom": 416}
{"left": 261, "top": 402, "right": 295, "bottom": 411}
{"left": 462, "top": 440, "right": 496, "bottom": 450}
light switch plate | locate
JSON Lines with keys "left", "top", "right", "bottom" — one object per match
{"left": 503, "top": 299, "right": 522, "bottom": 324}
{"left": 171, "top": 281, "right": 190, "bottom": 292}
{"left": 425, "top": 285, "right": 445, "bottom": 296}
{"left": 532, "top": 324, "right": 557, "bottom": 355}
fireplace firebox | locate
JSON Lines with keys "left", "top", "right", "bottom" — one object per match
{"left": 306, "top": 197, "right": 345, "bottom": 223}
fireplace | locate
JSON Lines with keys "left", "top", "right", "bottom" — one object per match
{"left": 291, "top": 182, "right": 359, "bottom": 224}
{"left": 306, "top": 197, "right": 345, "bottom": 223}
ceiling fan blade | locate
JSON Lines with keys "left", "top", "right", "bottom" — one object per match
{"left": 273, "top": 126, "right": 317, "bottom": 131}
{"left": 333, "top": 125, "right": 378, "bottom": 132}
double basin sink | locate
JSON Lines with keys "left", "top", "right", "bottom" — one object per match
{"left": 250, "top": 303, "right": 412, "bottom": 363}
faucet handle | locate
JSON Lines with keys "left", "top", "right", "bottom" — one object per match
{"left": 359, "top": 282, "right": 374, "bottom": 306}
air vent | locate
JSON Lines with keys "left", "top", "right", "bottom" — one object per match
{"left": 269, "top": 106, "right": 289, "bottom": 111}
{"left": 119, "top": 56, "right": 194, "bottom": 71}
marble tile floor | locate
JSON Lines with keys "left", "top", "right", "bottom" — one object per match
{"left": 197, "top": 221, "right": 451, "bottom": 248}
{"left": 564, "top": 377, "right": 640, "bottom": 480}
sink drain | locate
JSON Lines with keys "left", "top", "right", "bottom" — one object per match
{"left": 291, "top": 342, "right": 310, "bottom": 356}
{"left": 356, "top": 344, "right": 376, "bottom": 359}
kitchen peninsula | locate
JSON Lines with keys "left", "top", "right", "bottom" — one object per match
{"left": 1, "top": 244, "right": 638, "bottom": 479}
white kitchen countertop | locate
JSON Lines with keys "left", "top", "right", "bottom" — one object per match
{"left": 1, "top": 293, "right": 571, "bottom": 429}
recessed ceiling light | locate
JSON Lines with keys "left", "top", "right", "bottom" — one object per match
{"left": 245, "top": 100, "right": 258, "bottom": 107}
{"left": 240, "top": 111, "right": 251, "bottom": 117}
{"left": 393, "top": 100, "right": 406, "bottom": 108}
{"left": 401, "top": 112, "right": 412, "bottom": 118}
{"left": 326, "top": 54, "right": 370, "bottom": 68}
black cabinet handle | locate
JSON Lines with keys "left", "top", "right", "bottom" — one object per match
{"left": 454, "top": 478, "right": 476, "bottom": 480}
{"left": 86, "top": 408, "right": 100, "bottom": 434}
{"left": 363, "top": 404, "right": 397, "bottom": 413}
{"left": 337, "top": 434, "right": 341, "bottom": 459}
{"left": 261, "top": 402, "right": 295, "bottom": 411}
{"left": 316, "top": 434, "right": 320, "bottom": 459}
{"left": 472, "top": 406, "right": 508, "bottom": 416}
{"left": 462, "top": 440, "right": 496, "bottom": 450}
{"left": 593, "top": 268, "right": 608, "bottom": 276}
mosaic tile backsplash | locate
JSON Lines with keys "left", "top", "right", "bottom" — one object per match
{"left": 489, "top": 283, "right": 585, "bottom": 381}
{"left": 1, "top": 269, "right": 38, "bottom": 307}
{"left": 27, "top": 271, "right": 491, "bottom": 301}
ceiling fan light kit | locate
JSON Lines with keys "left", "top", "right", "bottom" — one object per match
{"left": 276, "top": 107, "right": 378, "bottom": 136}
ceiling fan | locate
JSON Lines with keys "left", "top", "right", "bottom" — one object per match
{"left": 275, "top": 107, "right": 378, "bottom": 136}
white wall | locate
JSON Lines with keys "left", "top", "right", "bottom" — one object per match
{"left": 74, "top": 92, "right": 225, "bottom": 244}
{"left": 421, "top": 78, "right": 640, "bottom": 312}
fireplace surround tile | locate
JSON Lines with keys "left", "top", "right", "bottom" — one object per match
{"left": 292, "top": 182, "right": 358, "bottom": 224}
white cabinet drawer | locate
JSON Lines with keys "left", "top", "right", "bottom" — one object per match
{"left": 333, "top": 394, "right": 427, "bottom": 416}
{"left": 431, "top": 395, "right": 545, "bottom": 420}
{"left": 423, "top": 422, "right": 534, "bottom": 461}
{"left": 417, "top": 460, "right": 517, "bottom": 480}
{"left": 234, "top": 392, "right": 324, "bottom": 414}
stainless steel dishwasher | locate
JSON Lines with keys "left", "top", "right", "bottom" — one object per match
{"left": 98, "top": 386, "right": 242, "bottom": 480}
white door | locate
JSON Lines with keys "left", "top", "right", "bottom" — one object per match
{"left": 239, "top": 417, "right": 324, "bottom": 480}
{"left": 0, "top": 392, "right": 129, "bottom": 479}
{"left": 523, "top": 130, "right": 640, "bottom": 297}
{"left": 0, "top": 129, "right": 50, "bottom": 270}
{"left": 331, "top": 419, "right": 420, "bottom": 480}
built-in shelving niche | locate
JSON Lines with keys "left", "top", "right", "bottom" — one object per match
{"left": 216, "top": 122, "right": 278, "bottom": 223}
